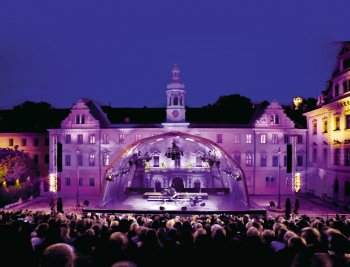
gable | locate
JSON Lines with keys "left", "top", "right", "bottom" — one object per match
{"left": 254, "top": 101, "right": 295, "bottom": 128}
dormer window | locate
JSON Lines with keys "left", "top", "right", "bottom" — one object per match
{"left": 76, "top": 115, "right": 80, "bottom": 124}
{"left": 174, "top": 96, "right": 178, "bottom": 105}
{"left": 334, "top": 84, "right": 339, "bottom": 97}
{"left": 275, "top": 115, "right": 280, "bottom": 124}
{"left": 343, "top": 80, "right": 349, "bottom": 93}
{"left": 81, "top": 115, "right": 85, "bottom": 124}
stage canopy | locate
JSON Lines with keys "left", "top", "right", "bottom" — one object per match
{"left": 101, "top": 132, "right": 250, "bottom": 209}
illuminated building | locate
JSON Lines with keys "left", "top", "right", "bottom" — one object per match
{"left": 304, "top": 42, "right": 350, "bottom": 203}
{"left": 0, "top": 132, "right": 49, "bottom": 189}
{"left": 49, "top": 65, "right": 307, "bottom": 199}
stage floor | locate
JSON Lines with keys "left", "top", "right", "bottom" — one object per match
{"left": 97, "top": 193, "right": 250, "bottom": 212}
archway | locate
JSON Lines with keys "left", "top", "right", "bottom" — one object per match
{"left": 155, "top": 181, "right": 162, "bottom": 192}
{"left": 194, "top": 180, "right": 201, "bottom": 192}
{"left": 171, "top": 177, "right": 185, "bottom": 192}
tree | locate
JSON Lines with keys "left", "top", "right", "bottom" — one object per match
{"left": 0, "top": 146, "right": 39, "bottom": 207}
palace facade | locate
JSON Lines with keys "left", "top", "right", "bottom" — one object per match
{"left": 49, "top": 65, "right": 307, "bottom": 198}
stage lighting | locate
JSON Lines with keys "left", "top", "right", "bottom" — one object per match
{"left": 159, "top": 206, "right": 165, "bottom": 211}
{"left": 181, "top": 207, "right": 187, "bottom": 211}
{"left": 200, "top": 202, "right": 206, "bottom": 207}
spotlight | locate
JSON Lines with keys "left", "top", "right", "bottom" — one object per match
{"left": 159, "top": 206, "right": 165, "bottom": 211}
{"left": 200, "top": 202, "right": 206, "bottom": 207}
{"left": 181, "top": 207, "right": 187, "bottom": 211}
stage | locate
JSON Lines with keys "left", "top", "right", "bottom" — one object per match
{"left": 83, "top": 192, "right": 266, "bottom": 215}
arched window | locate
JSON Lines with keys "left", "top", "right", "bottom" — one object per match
{"left": 81, "top": 115, "right": 85, "bottom": 124}
{"left": 174, "top": 96, "right": 178, "bottom": 105}
{"left": 76, "top": 115, "right": 80, "bottom": 124}
{"left": 275, "top": 115, "right": 280, "bottom": 124}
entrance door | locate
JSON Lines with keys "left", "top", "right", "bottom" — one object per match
{"left": 171, "top": 177, "right": 185, "bottom": 192}
{"left": 194, "top": 180, "right": 201, "bottom": 192}
{"left": 155, "top": 181, "right": 162, "bottom": 192}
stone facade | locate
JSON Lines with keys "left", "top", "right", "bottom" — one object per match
{"left": 304, "top": 42, "right": 350, "bottom": 204}
{"left": 49, "top": 65, "right": 307, "bottom": 197}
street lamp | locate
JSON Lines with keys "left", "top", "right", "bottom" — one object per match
{"left": 277, "top": 147, "right": 281, "bottom": 209}
{"left": 76, "top": 147, "right": 81, "bottom": 208}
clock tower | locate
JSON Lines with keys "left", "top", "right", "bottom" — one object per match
{"left": 164, "top": 64, "right": 189, "bottom": 127}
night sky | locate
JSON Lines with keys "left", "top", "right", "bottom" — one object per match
{"left": 0, "top": 0, "right": 349, "bottom": 109}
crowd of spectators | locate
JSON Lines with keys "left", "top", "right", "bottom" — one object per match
{"left": 1, "top": 209, "right": 350, "bottom": 267}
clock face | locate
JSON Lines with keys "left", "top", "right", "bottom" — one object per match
{"left": 172, "top": 110, "right": 179, "bottom": 118}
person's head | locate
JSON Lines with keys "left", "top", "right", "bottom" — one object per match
{"left": 41, "top": 243, "right": 75, "bottom": 267}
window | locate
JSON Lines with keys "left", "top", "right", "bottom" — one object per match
{"left": 335, "top": 116, "right": 340, "bottom": 130}
{"left": 272, "top": 155, "right": 279, "bottom": 167}
{"left": 313, "top": 148, "right": 318, "bottom": 162}
{"left": 77, "top": 154, "right": 83, "bottom": 166}
{"left": 119, "top": 134, "right": 125, "bottom": 144}
{"left": 34, "top": 138, "right": 39, "bottom": 146}
{"left": 275, "top": 115, "right": 280, "bottom": 124}
{"left": 77, "top": 134, "right": 83, "bottom": 144}
{"left": 103, "top": 153, "right": 110, "bottom": 166}
{"left": 34, "top": 155, "right": 39, "bottom": 163}
{"left": 234, "top": 153, "right": 241, "bottom": 164}
{"left": 45, "top": 138, "right": 49, "bottom": 146}
{"left": 65, "top": 134, "right": 71, "bottom": 144}
{"left": 216, "top": 134, "right": 223, "bottom": 144}
{"left": 76, "top": 115, "right": 80, "bottom": 124}
{"left": 297, "top": 135, "right": 303, "bottom": 144}
{"left": 323, "top": 120, "right": 328, "bottom": 133}
{"left": 89, "top": 134, "right": 96, "bottom": 144}
{"left": 284, "top": 155, "right": 287, "bottom": 167}
{"left": 21, "top": 138, "right": 27, "bottom": 146}
{"left": 153, "top": 156, "right": 160, "bottom": 167}
{"left": 81, "top": 115, "right": 85, "bottom": 124}
{"left": 312, "top": 121, "right": 317, "bottom": 134}
{"left": 175, "top": 158, "right": 181, "bottom": 168}
{"left": 260, "top": 154, "right": 267, "bottom": 167}
{"left": 233, "top": 134, "right": 240, "bottom": 144}
{"left": 323, "top": 148, "right": 328, "bottom": 163}
{"left": 272, "top": 134, "right": 278, "bottom": 144}
{"left": 78, "top": 177, "right": 83, "bottom": 186}
{"left": 265, "top": 177, "right": 276, "bottom": 187}
{"left": 135, "top": 133, "right": 142, "bottom": 142}
{"left": 45, "top": 155, "right": 49, "bottom": 164}
{"left": 246, "top": 134, "right": 252, "bottom": 144}
{"left": 284, "top": 134, "right": 289, "bottom": 144}
{"left": 260, "top": 134, "right": 266, "bottom": 144}
{"left": 65, "top": 177, "right": 71, "bottom": 186}
{"left": 346, "top": 114, "right": 350, "bottom": 129}
{"left": 335, "top": 84, "right": 339, "bottom": 96}
{"left": 65, "top": 155, "right": 71, "bottom": 166}
{"left": 297, "top": 155, "right": 303, "bottom": 166}
{"left": 245, "top": 153, "right": 253, "bottom": 166}
{"left": 174, "top": 96, "right": 178, "bottom": 105}
{"left": 334, "top": 148, "right": 341, "bottom": 165}
{"left": 102, "top": 134, "right": 109, "bottom": 144}
{"left": 89, "top": 178, "right": 95, "bottom": 187}
{"left": 89, "top": 154, "right": 95, "bottom": 166}
{"left": 345, "top": 148, "right": 350, "bottom": 166}
{"left": 344, "top": 80, "right": 349, "bottom": 93}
